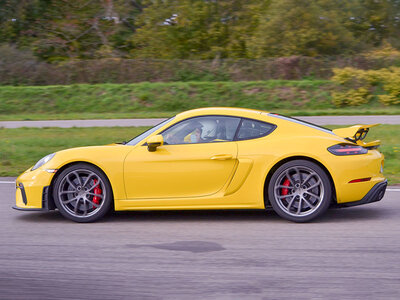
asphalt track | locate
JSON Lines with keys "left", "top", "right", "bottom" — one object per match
{"left": 1, "top": 179, "right": 399, "bottom": 299}
{"left": 1, "top": 115, "right": 400, "bottom": 128}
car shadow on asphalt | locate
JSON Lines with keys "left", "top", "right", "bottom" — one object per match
{"left": 316, "top": 206, "right": 396, "bottom": 223}
{"left": 14, "top": 206, "right": 394, "bottom": 224}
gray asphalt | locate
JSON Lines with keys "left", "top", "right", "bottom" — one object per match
{"left": 1, "top": 180, "right": 400, "bottom": 299}
{"left": 1, "top": 115, "right": 400, "bottom": 128}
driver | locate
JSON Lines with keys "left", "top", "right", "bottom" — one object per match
{"left": 185, "top": 121, "right": 204, "bottom": 143}
{"left": 190, "top": 127, "right": 202, "bottom": 143}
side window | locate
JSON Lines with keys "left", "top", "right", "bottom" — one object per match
{"left": 162, "top": 116, "right": 240, "bottom": 145}
{"left": 236, "top": 119, "right": 275, "bottom": 140}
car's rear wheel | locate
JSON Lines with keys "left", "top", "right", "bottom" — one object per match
{"left": 268, "top": 160, "right": 332, "bottom": 222}
{"left": 53, "top": 163, "right": 112, "bottom": 223}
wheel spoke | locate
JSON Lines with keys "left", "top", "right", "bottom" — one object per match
{"left": 275, "top": 185, "right": 293, "bottom": 189}
{"left": 303, "top": 197, "right": 315, "bottom": 208}
{"left": 296, "top": 198, "right": 302, "bottom": 214}
{"left": 62, "top": 196, "right": 79, "bottom": 204}
{"left": 66, "top": 176, "right": 77, "bottom": 189}
{"left": 87, "top": 181, "right": 100, "bottom": 192}
{"left": 301, "top": 173, "right": 314, "bottom": 185}
{"left": 73, "top": 171, "right": 82, "bottom": 186}
{"left": 285, "top": 171, "right": 295, "bottom": 186}
{"left": 82, "top": 173, "right": 95, "bottom": 188}
{"left": 286, "top": 197, "right": 296, "bottom": 210}
{"left": 82, "top": 201, "right": 89, "bottom": 216}
{"left": 86, "top": 192, "right": 103, "bottom": 199}
{"left": 304, "top": 191, "right": 321, "bottom": 200}
{"left": 295, "top": 167, "right": 302, "bottom": 184}
{"left": 85, "top": 199, "right": 100, "bottom": 208}
{"left": 277, "top": 193, "right": 295, "bottom": 199}
{"left": 74, "top": 198, "right": 80, "bottom": 213}
{"left": 60, "top": 190, "right": 76, "bottom": 195}
{"left": 306, "top": 180, "right": 321, "bottom": 191}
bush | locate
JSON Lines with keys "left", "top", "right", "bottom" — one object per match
{"left": 331, "top": 67, "right": 400, "bottom": 106}
{"left": 331, "top": 88, "right": 370, "bottom": 107}
{"left": 363, "top": 43, "right": 400, "bottom": 62}
{"left": 3, "top": 45, "right": 400, "bottom": 85}
{"left": 378, "top": 95, "right": 400, "bottom": 105}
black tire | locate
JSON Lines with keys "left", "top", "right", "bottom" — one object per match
{"left": 268, "top": 160, "right": 332, "bottom": 222}
{"left": 53, "top": 163, "right": 112, "bottom": 223}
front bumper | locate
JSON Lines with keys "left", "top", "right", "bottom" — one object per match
{"left": 13, "top": 168, "right": 55, "bottom": 211}
{"left": 12, "top": 205, "right": 45, "bottom": 211}
{"left": 337, "top": 180, "right": 387, "bottom": 208}
{"left": 13, "top": 184, "right": 53, "bottom": 211}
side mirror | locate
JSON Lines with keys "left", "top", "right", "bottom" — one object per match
{"left": 147, "top": 135, "right": 164, "bottom": 152}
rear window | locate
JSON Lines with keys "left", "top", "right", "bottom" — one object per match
{"left": 267, "top": 113, "right": 333, "bottom": 135}
{"left": 236, "top": 119, "right": 276, "bottom": 140}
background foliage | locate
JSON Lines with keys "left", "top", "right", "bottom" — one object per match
{"left": 1, "top": 0, "right": 400, "bottom": 61}
{"left": 1, "top": 0, "right": 400, "bottom": 108}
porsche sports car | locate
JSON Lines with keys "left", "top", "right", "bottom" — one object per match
{"left": 13, "top": 107, "right": 387, "bottom": 223}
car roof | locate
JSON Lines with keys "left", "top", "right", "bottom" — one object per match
{"left": 176, "top": 107, "right": 268, "bottom": 119}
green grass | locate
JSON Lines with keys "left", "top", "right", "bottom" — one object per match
{"left": 0, "top": 112, "right": 175, "bottom": 121}
{"left": 0, "top": 126, "right": 149, "bottom": 177}
{"left": 1, "top": 125, "right": 399, "bottom": 184}
{"left": 1, "top": 81, "right": 399, "bottom": 121}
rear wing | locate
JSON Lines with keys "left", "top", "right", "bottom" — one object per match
{"left": 332, "top": 124, "right": 380, "bottom": 149}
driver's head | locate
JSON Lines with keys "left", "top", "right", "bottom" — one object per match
{"left": 190, "top": 121, "right": 203, "bottom": 132}
{"left": 190, "top": 121, "right": 203, "bottom": 142}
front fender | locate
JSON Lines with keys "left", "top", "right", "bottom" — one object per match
{"left": 44, "top": 145, "right": 132, "bottom": 201}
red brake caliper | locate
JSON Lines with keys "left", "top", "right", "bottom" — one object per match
{"left": 281, "top": 178, "right": 291, "bottom": 195}
{"left": 92, "top": 179, "right": 102, "bottom": 208}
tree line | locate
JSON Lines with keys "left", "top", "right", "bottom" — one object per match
{"left": 1, "top": 0, "right": 400, "bottom": 61}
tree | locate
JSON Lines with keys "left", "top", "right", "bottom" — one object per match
{"left": 132, "top": 0, "right": 266, "bottom": 59}
{"left": 0, "top": 0, "right": 143, "bottom": 60}
{"left": 248, "top": 0, "right": 357, "bottom": 57}
{"left": 341, "top": 0, "right": 400, "bottom": 48}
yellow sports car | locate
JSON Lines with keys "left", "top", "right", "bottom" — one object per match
{"left": 14, "top": 107, "right": 387, "bottom": 223}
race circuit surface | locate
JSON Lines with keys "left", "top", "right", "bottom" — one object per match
{"left": 1, "top": 115, "right": 400, "bottom": 128}
{"left": 1, "top": 180, "right": 400, "bottom": 300}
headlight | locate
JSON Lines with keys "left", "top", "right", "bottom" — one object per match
{"left": 31, "top": 153, "right": 56, "bottom": 171}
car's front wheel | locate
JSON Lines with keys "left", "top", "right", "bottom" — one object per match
{"left": 53, "top": 163, "right": 112, "bottom": 223}
{"left": 268, "top": 160, "right": 332, "bottom": 222}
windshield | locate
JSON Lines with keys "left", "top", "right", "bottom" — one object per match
{"left": 126, "top": 117, "right": 175, "bottom": 146}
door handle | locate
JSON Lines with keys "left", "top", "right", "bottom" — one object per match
{"left": 210, "top": 154, "right": 233, "bottom": 160}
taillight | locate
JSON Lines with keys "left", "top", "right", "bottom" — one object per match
{"left": 328, "top": 144, "right": 368, "bottom": 156}
{"left": 349, "top": 177, "right": 371, "bottom": 183}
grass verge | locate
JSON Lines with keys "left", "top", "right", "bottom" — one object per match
{"left": 1, "top": 81, "right": 399, "bottom": 121}
{"left": 0, "top": 127, "right": 146, "bottom": 177}
{"left": 0, "top": 125, "right": 398, "bottom": 184}
{"left": 326, "top": 125, "right": 400, "bottom": 185}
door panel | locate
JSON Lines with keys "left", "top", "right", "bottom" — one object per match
{"left": 124, "top": 142, "right": 238, "bottom": 199}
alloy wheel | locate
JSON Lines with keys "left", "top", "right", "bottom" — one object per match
{"left": 273, "top": 166, "right": 325, "bottom": 217}
{"left": 57, "top": 169, "right": 106, "bottom": 218}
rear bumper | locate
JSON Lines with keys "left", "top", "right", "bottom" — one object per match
{"left": 338, "top": 180, "right": 387, "bottom": 208}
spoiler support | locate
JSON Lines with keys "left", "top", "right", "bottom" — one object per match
{"left": 332, "top": 124, "right": 381, "bottom": 149}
